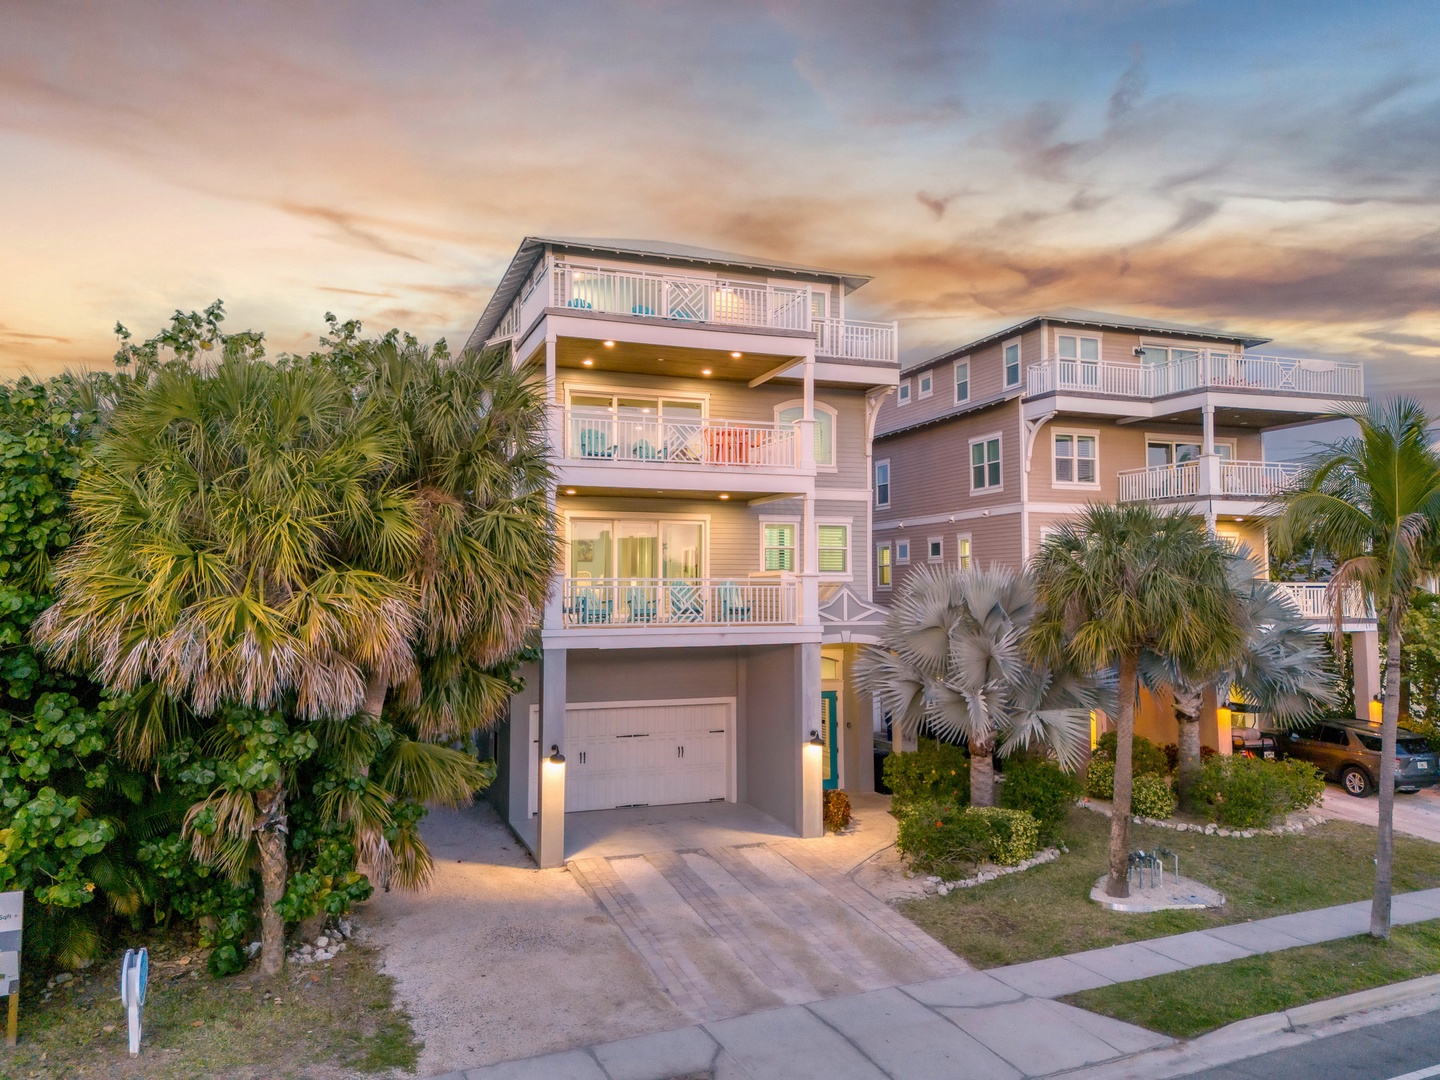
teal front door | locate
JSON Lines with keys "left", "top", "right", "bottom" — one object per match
{"left": 821, "top": 690, "right": 839, "bottom": 790}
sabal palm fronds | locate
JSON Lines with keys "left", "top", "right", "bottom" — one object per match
{"left": 1272, "top": 397, "right": 1440, "bottom": 936}
{"left": 858, "top": 565, "right": 1093, "bottom": 807}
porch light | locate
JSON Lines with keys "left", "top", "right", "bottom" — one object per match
{"left": 582, "top": 358, "right": 594, "bottom": 366}
{"left": 548, "top": 744, "right": 566, "bottom": 765}
{"left": 603, "top": 340, "right": 615, "bottom": 347}
{"left": 808, "top": 729, "right": 823, "bottom": 747}
{"left": 702, "top": 368, "right": 713, "bottom": 376}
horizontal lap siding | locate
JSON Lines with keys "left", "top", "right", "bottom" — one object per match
{"left": 874, "top": 400, "right": 1020, "bottom": 522}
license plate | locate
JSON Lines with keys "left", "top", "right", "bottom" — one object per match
{"left": 1419, "top": 761, "right": 1429, "bottom": 769}
{"left": 1263, "top": 750, "right": 1275, "bottom": 760}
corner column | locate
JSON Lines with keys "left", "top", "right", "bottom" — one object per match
{"left": 537, "top": 647, "right": 567, "bottom": 868}
{"left": 1353, "top": 629, "right": 1381, "bottom": 721}
{"left": 797, "top": 641, "right": 823, "bottom": 838}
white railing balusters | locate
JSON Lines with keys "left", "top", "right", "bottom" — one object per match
{"left": 560, "top": 577, "right": 799, "bottom": 628}
{"left": 562, "top": 408, "right": 800, "bottom": 469}
{"left": 1118, "top": 459, "right": 1303, "bottom": 502}
{"left": 1271, "top": 582, "right": 1374, "bottom": 622}
{"left": 1025, "top": 353, "right": 1363, "bottom": 401}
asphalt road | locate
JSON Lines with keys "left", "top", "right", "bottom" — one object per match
{"left": 1177, "top": 1009, "right": 1440, "bottom": 1079}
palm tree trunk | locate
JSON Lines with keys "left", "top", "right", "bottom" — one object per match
{"left": 1107, "top": 649, "right": 1140, "bottom": 898}
{"left": 256, "top": 783, "right": 289, "bottom": 976}
{"left": 360, "top": 669, "right": 389, "bottom": 722}
{"left": 970, "top": 737, "right": 995, "bottom": 807}
{"left": 1372, "top": 606, "right": 1404, "bottom": 938}
{"left": 1176, "top": 712, "right": 1202, "bottom": 813}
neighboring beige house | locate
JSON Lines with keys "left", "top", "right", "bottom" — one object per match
{"left": 870, "top": 309, "right": 1379, "bottom": 749}
{"left": 467, "top": 238, "right": 898, "bottom": 866}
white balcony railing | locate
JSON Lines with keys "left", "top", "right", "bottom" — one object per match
{"left": 562, "top": 408, "right": 799, "bottom": 469}
{"left": 486, "top": 258, "right": 898, "bottom": 363}
{"left": 560, "top": 577, "right": 800, "bottom": 628}
{"left": 1026, "top": 352, "right": 1364, "bottom": 401}
{"left": 1118, "top": 459, "right": 1303, "bottom": 503}
{"left": 1272, "top": 581, "right": 1375, "bottom": 623}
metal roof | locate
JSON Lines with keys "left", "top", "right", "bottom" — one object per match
{"left": 900, "top": 307, "right": 1273, "bottom": 376}
{"left": 465, "top": 236, "right": 874, "bottom": 350}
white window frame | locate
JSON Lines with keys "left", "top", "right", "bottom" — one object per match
{"left": 897, "top": 379, "right": 912, "bottom": 405}
{"left": 969, "top": 431, "right": 1004, "bottom": 493}
{"left": 875, "top": 542, "right": 893, "bottom": 589}
{"left": 1054, "top": 331, "right": 1103, "bottom": 364}
{"left": 896, "top": 538, "right": 910, "bottom": 564}
{"left": 955, "top": 533, "right": 972, "bottom": 571}
{"left": 927, "top": 536, "right": 943, "bottom": 562}
{"left": 817, "top": 517, "right": 853, "bottom": 580}
{"left": 775, "top": 400, "right": 838, "bottom": 471}
{"left": 1003, "top": 337, "right": 1022, "bottom": 388}
{"left": 954, "top": 358, "right": 970, "bottom": 404}
{"left": 1052, "top": 428, "right": 1101, "bottom": 489}
{"left": 1143, "top": 433, "right": 1237, "bottom": 464}
{"left": 564, "top": 510, "right": 712, "bottom": 579}
{"left": 918, "top": 371, "right": 934, "bottom": 399}
{"left": 874, "top": 458, "right": 891, "bottom": 508}
{"left": 758, "top": 516, "right": 799, "bottom": 573}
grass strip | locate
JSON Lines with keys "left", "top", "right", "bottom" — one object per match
{"left": 901, "top": 807, "right": 1440, "bottom": 968}
{"left": 1061, "top": 920, "right": 1440, "bottom": 1039}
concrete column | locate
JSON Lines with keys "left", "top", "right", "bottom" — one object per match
{"left": 536, "top": 647, "right": 567, "bottom": 868}
{"left": 797, "top": 642, "right": 823, "bottom": 838}
{"left": 543, "top": 336, "right": 565, "bottom": 633}
{"left": 1353, "top": 629, "right": 1381, "bottom": 721}
{"left": 1201, "top": 403, "right": 1215, "bottom": 456}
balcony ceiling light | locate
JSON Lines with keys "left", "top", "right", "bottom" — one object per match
{"left": 731, "top": 351, "right": 742, "bottom": 358}
{"left": 603, "top": 340, "right": 615, "bottom": 347}
{"left": 564, "top": 488, "right": 576, "bottom": 495}
{"left": 582, "top": 358, "right": 594, "bottom": 366}
{"left": 702, "top": 368, "right": 713, "bottom": 376}
{"left": 719, "top": 493, "right": 730, "bottom": 500}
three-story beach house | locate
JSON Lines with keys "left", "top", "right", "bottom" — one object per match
{"left": 468, "top": 238, "right": 899, "bottom": 865}
{"left": 870, "top": 309, "right": 1378, "bottom": 751}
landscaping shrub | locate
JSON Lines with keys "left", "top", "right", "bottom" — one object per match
{"left": 823, "top": 789, "right": 852, "bottom": 832}
{"left": 1085, "top": 757, "right": 1115, "bottom": 800}
{"left": 895, "top": 801, "right": 1040, "bottom": 877}
{"left": 1094, "top": 731, "right": 1169, "bottom": 777}
{"left": 882, "top": 743, "right": 970, "bottom": 808}
{"left": 999, "top": 759, "right": 1082, "bottom": 839}
{"left": 1193, "top": 756, "right": 1325, "bottom": 828}
{"left": 1165, "top": 743, "right": 1221, "bottom": 770}
{"left": 1131, "top": 774, "right": 1177, "bottom": 819}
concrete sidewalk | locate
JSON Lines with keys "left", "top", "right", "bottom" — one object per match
{"left": 436, "top": 886, "right": 1440, "bottom": 1080}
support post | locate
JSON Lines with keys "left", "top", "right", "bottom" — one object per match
{"left": 1353, "top": 630, "right": 1381, "bottom": 721}
{"left": 6, "top": 988, "right": 15, "bottom": 1047}
{"left": 537, "top": 648, "right": 567, "bottom": 868}
{"left": 797, "top": 642, "right": 823, "bottom": 838}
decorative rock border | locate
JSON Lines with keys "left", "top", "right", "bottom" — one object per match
{"left": 924, "top": 846, "right": 1063, "bottom": 895}
{"left": 1079, "top": 797, "right": 1323, "bottom": 837}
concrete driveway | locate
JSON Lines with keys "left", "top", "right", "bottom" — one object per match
{"left": 1319, "top": 783, "right": 1440, "bottom": 842}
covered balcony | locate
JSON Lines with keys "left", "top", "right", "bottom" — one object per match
{"left": 559, "top": 576, "right": 801, "bottom": 629}
{"left": 562, "top": 407, "right": 798, "bottom": 470}
{"left": 488, "top": 258, "right": 898, "bottom": 364}
{"left": 1026, "top": 352, "right": 1364, "bottom": 402}
{"left": 1272, "top": 581, "right": 1375, "bottom": 627}
{"left": 1118, "top": 459, "right": 1303, "bottom": 503}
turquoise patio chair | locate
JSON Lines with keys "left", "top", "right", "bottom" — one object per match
{"left": 566, "top": 297, "right": 593, "bottom": 309}
{"left": 630, "top": 304, "right": 656, "bottom": 315}
{"left": 624, "top": 586, "right": 658, "bottom": 623}
{"left": 575, "top": 587, "right": 612, "bottom": 624}
{"left": 716, "top": 581, "right": 750, "bottom": 622}
{"left": 577, "top": 427, "right": 614, "bottom": 459}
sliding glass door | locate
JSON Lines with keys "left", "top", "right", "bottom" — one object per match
{"left": 569, "top": 517, "right": 705, "bottom": 580}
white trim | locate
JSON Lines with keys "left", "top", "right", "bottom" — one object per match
{"left": 953, "top": 357, "right": 971, "bottom": 404}
{"left": 1053, "top": 328, "right": 1103, "bottom": 364}
{"left": 811, "top": 487, "right": 874, "bottom": 502}
{"left": 564, "top": 511, "right": 713, "bottom": 579}
{"left": 564, "top": 383, "right": 711, "bottom": 412}
{"left": 918, "top": 371, "right": 934, "bottom": 399}
{"left": 896, "top": 379, "right": 912, "bottom": 405}
{"left": 874, "top": 458, "right": 891, "bottom": 509}
{"left": 874, "top": 502, "right": 1028, "bottom": 531}
{"left": 1143, "top": 432, "right": 1238, "bottom": 459}
{"left": 1051, "top": 427, "right": 1101, "bottom": 489}
{"left": 969, "top": 430, "right": 1004, "bottom": 494}
{"left": 776, "top": 398, "right": 838, "bottom": 472}
{"left": 875, "top": 541, "right": 893, "bottom": 589}
{"left": 895, "top": 538, "right": 911, "bottom": 564}
{"left": 926, "top": 536, "right": 944, "bottom": 562}
{"left": 955, "top": 532, "right": 972, "bottom": 570}
{"left": 758, "top": 515, "right": 800, "bottom": 573}
{"left": 817, "top": 516, "right": 854, "bottom": 580}
{"left": 1003, "top": 337, "right": 1023, "bottom": 389}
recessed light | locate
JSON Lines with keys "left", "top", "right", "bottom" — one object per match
{"left": 582, "top": 358, "right": 594, "bottom": 366}
{"left": 731, "top": 351, "right": 742, "bottom": 358}
{"left": 564, "top": 488, "right": 576, "bottom": 495}
{"left": 719, "top": 493, "right": 730, "bottom": 500}
{"left": 701, "top": 368, "right": 713, "bottom": 376}
{"left": 603, "top": 340, "right": 615, "bottom": 347}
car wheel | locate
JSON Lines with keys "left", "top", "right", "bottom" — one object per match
{"left": 1341, "top": 766, "right": 1373, "bottom": 798}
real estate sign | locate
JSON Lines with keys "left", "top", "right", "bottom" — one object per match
{"left": 0, "top": 891, "right": 21, "bottom": 995}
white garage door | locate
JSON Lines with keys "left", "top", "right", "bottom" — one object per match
{"left": 566, "top": 699, "right": 732, "bottom": 812}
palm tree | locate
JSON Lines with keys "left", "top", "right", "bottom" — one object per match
{"left": 35, "top": 334, "right": 557, "bottom": 972}
{"left": 1141, "top": 548, "right": 1338, "bottom": 810}
{"left": 857, "top": 565, "right": 1093, "bottom": 807}
{"left": 1031, "top": 504, "right": 1243, "bottom": 898}
{"left": 1272, "top": 397, "right": 1440, "bottom": 937}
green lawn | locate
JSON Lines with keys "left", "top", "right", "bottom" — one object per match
{"left": 1063, "top": 920, "right": 1440, "bottom": 1038}
{"left": 901, "top": 808, "right": 1440, "bottom": 968}
{"left": 6, "top": 930, "right": 419, "bottom": 1079}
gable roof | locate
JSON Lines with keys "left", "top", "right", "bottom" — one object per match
{"left": 466, "top": 236, "right": 874, "bottom": 349}
{"left": 900, "top": 307, "right": 1272, "bottom": 376}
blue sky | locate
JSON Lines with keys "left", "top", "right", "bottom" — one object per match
{"left": 3, "top": 0, "right": 1439, "bottom": 408}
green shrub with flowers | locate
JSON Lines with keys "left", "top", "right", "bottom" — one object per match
{"left": 895, "top": 800, "right": 1040, "bottom": 878}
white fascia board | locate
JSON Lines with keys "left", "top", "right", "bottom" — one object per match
{"left": 542, "top": 626, "right": 825, "bottom": 649}
{"left": 554, "top": 462, "right": 812, "bottom": 496}
{"left": 542, "top": 312, "right": 816, "bottom": 359}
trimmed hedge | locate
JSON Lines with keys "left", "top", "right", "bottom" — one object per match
{"left": 896, "top": 801, "right": 1040, "bottom": 877}
{"left": 1085, "top": 757, "right": 1116, "bottom": 800}
{"left": 823, "top": 789, "right": 852, "bottom": 832}
{"left": 1132, "top": 774, "right": 1178, "bottom": 819}
{"left": 1094, "top": 732, "right": 1170, "bottom": 778}
{"left": 1193, "top": 756, "right": 1325, "bottom": 828}
{"left": 883, "top": 744, "right": 970, "bottom": 807}
{"left": 999, "top": 759, "right": 1082, "bottom": 839}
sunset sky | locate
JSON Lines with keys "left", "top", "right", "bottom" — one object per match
{"left": 4, "top": 1, "right": 1440, "bottom": 406}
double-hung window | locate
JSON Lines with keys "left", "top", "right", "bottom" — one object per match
{"left": 971, "top": 435, "right": 1002, "bottom": 491}
{"left": 1003, "top": 339, "right": 1021, "bottom": 387}
{"left": 954, "top": 359, "right": 970, "bottom": 403}
{"left": 927, "top": 537, "right": 943, "bottom": 562}
{"left": 762, "top": 522, "right": 796, "bottom": 571}
{"left": 918, "top": 372, "right": 934, "bottom": 399}
{"left": 897, "top": 380, "right": 912, "bottom": 405}
{"left": 818, "top": 524, "right": 850, "bottom": 574}
{"left": 776, "top": 403, "right": 835, "bottom": 468}
{"left": 1054, "top": 432, "right": 1098, "bottom": 485}
{"left": 895, "top": 539, "right": 910, "bottom": 564}
{"left": 876, "top": 543, "right": 892, "bottom": 588}
{"left": 956, "top": 535, "right": 972, "bottom": 570}
{"left": 874, "top": 460, "right": 890, "bottom": 507}
{"left": 1056, "top": 333, "right": 1101, "bottom": 387}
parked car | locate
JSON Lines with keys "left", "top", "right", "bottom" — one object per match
{"left": 1277, "top": 719, "right": 1440, "bottom": 797}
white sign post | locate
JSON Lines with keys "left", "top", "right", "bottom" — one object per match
{"left": 119, "top": 947, "right": 148, "bottom": 1057}
{"left": 0, "top": 890, "right": 22, "bottom": 1047}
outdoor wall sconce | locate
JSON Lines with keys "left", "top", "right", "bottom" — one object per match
{"left": 548, "top": 744, "right": 566, "bottom": 765}
{"left": 808, "top": 730, "right": 823, "bottom": 748}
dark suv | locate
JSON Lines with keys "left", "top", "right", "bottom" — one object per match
{"left": 1280, "top": 720, "right": 1440, "bottom": 797}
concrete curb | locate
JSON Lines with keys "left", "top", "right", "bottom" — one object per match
{"left": 1281, "top": 972, "right": 1440, "bottom": 1029}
